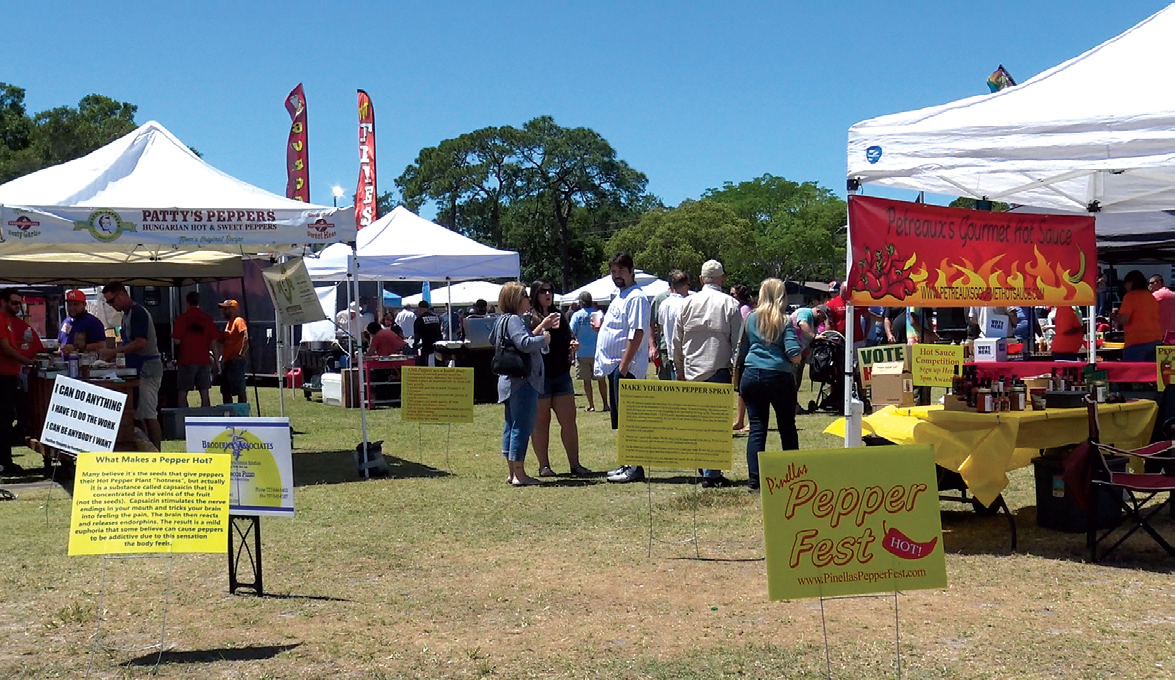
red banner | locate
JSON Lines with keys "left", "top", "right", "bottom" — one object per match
{"left": 847, "top": 196, "right": 1096, "bottom": 308}
{"left": 285, "top": 84, "right": 309, "bottom": 202}
{"left": 355, "top": 89, "right": 377, "bottom": 229}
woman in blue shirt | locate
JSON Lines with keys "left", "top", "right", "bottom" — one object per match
{"left": 736, "top": 278, "right": 803, "bottom": 491}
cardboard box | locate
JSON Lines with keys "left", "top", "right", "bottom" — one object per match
{"left": 973, "top": 338, "right": 1008, "bottom": 362}
{"left": 871, "top": 360, "right": 915, "bottom": 407}
{"left": 942, "top": 395, "right": 972, "bottom": 412}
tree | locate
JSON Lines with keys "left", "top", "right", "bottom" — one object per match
{"left": 949, "top": 197, "right": 1010, "bottom": 212}
{"left": 396, "top": 116, "right": 651, "bottom": 291}
{"left": 704, "top": 174, "right": 846, "bottom": 284}
{"left": 0, "top": 85, "right": 138, "bottom": 184}
{"left": 605, "top": 200, "right": 754, "bottom": 281}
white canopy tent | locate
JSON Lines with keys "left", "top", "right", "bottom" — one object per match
{"left": 0, "top": 120, "right": 354, "bottom": 421}
{"left": 848, "top": 4, "right": 1175, "bottom": 214}
{"left": 401, "top": 280, "right": 507, "bottom": 309}
{"left": 304, "top": 206, "right": 518, "bottom": 282}
{"left": 558, "top": 270, "right": 668, "bottom": 306}
{"left": 844, "top": 5, "right": 1175, "bottom": 445}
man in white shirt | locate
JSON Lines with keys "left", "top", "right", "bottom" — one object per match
{"left": 673, "top": 259, "right": 743, "bottom": 487}
{"left": 594, "top": 252, "right": 651, "bottom": 484}
{"left": 394, "top": 304, "right": 417, "bottom": 343}
{"left": 656, "top": 270, "right": 690, "bottom": 381}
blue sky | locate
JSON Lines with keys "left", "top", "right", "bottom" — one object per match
{"left": 6, "top": 1, "right": 1169, "bottom": 210}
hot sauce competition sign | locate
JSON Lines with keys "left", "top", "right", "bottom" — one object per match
{"left": 760, "top": 445, "right": 946, "bottom": 600}
{"left": 848, "top": 196, "right": 1096, "bottom": 308}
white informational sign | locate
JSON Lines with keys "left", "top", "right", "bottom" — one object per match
{"left": 985, "top": 314, "right": 1009, "bottom": 339}
{"left": 40, "top": 376, "right": 126, "bottom": 454}
{"left": 261, "top": 256, "right": 326, "bottom": 326}
{"left": 185, "top": 417, "right": 294, "bottom": 517}
{"left": 0, "top": 205, "right": 350, "bottom": 248}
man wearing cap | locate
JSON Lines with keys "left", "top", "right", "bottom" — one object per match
{"left": 673, "top": 259, "right": 743, "bottom": 488}
{"left": 173, "top": 291, "right": 218, "bottom": 408}
{"left": 217, "top": 299, "right": 249, "bottom": 405}
{"left": 412, "top": 301, "right": 443, "bottom": 366}
{"left": 57, "top": 289, "right": 107, "bottom": 355}
{"left": 335, "top": 301, "right": 363, "bottom": 352}
{"left": 99, "top": 282, "right": 163, "bottom": 451}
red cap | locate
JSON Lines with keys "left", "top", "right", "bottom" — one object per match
{"left": 65, "top": 289, "right": 87, "bottom": 303}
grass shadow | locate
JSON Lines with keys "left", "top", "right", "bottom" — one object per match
{"left": 122, "top": 643, "right": 301, "bottom": 666}
{"left": 293, "top": 449, "right": 452, "bottom": 487}
{"left": 246, "top": 592, "right": 352, "bottom": 602}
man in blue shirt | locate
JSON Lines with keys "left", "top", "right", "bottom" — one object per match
{"left": 57, "top": 289, "right": 107, "bottom": 355}
{"left": 569, "top": 291, "right": 609, "bottom": 412}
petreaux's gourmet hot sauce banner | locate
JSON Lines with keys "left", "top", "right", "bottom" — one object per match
{"left": 847, "top": 196, "right": 1096, "bottom": 308}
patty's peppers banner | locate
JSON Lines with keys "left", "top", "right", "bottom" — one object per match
{"left": 761, "top": 445, "right": 947, "bottom": 600}
{"left": 285, "top": 84, "right": 309, "bottom": 202}
{"left": 355, "top": 89, "right": 377, "bottom": 229}
{"left": 847, "top": 196, "right": 1096, "bottom": 308}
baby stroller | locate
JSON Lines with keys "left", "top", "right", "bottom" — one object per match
{"left": 806, "top": 331, "right": 846, "bottom": 414}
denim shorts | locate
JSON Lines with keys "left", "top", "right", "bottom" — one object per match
{"left": 539, "top": 371, "right": 575, "bottom": 399}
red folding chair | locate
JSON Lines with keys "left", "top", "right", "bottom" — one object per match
{"left": 1066, "top": 396, "right": 1175, "bottom": 562}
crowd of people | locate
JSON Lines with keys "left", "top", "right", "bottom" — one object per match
{"left": 488, "top": 252, "right": 823, "bottom": 492}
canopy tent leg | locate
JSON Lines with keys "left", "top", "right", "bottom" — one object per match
{"left": 349, "top": 252, "right": 372, "bottom": 478}
{"left": 843, "top": 181, "right": 862, "bottom": 447}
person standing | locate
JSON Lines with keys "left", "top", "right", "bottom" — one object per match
{"left": 412, "top": 301, "right": 442, "bottom": 366}
{"left": 569, "top": 291, "right": 609, "bottom": 413}
{"left": 737, "top": 279, "right": 802, "bottom": 491}
{"left": 674, "top": 260, "right": 743, "bottom": 488}
{"left": 173, "top": 291, "right": 218, "bottom": 408}
{"left": 597, "top": 252, "right": 651, "bottom": 484}
{"left": 1050, "top": 306, "right": 1085, "bottom": 361}
{"left": 57, "top": 289, "right": 106, "bottom": 355}
{"left": 217, "top": 299, "right": 249, "bottom": 405}
{"left": 1149, "top": 274, "right": 1175, "bottom": 343}
{"left": 527, "top": 280, "right": 590, "bottom": 477}
{"left": 657, "top": 270, "right": 690, "bottom": 381}
{"left": 395, "top": 304, "right": 417, "bottom": 343}
{"left": 1113, "top": 269, "right": 1163, "bottom": 361}
{"left": 99, "top": 282, "right": 163, "bottom": 451}
{"left": 729, "top": 283, "right": 753, "bottom": 432}
{"left": 492, "top": 282, "right": 556, "bottom": 486}
{"left": 1, "top": 289, "right": 42, "bottom": 475}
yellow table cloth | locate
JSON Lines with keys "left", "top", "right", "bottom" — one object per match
{"left": 825, "top": 400, "right": 1157, "bottom": 507}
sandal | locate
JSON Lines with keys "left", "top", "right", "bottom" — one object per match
{"left": 586, "top": 406, "right": 596, "bottom": 412}
{"left": 570, "top": 464, "right": 592, "bottom": 476}
{"left": 538, "top": 466, "right": 556, "bottom": 477}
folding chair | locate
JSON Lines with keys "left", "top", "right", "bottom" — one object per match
{"left": 1069, "top": 396, "right": 1175, "bottom": 562}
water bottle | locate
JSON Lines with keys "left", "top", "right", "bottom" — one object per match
{"left": 68, "top": 353, "right": 80, "bottom": 379}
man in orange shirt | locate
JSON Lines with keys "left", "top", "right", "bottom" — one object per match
{"left": 217, "top": 299, "right": 249, "bottom": 405}
{"left": 1050, "top": 306, "right": 1085, "bottom": 361}
{"left": 173, "top": 291, "right": 218, "bottom": 408}
{"left": 1, "top": 289, "right": 43, "bottom": 475}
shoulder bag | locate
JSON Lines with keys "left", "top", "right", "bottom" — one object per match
{"left": 491, "top": 314, "right": 531, "bottom": 378}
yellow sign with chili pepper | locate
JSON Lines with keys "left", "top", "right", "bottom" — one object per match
{"left": 760, "top": 445, "right": 947, "bottom": 600}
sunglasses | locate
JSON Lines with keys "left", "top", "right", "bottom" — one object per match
{"left": 538, "top": 288, "right": 553, "bottom": 294}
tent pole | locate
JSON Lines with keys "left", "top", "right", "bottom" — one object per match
{"left": 446, "top": 276, "right": 453, "bottom": 341}
{"left": 238, "top": 264, "right": 260, "bottom": 416}
{"left": 350, "top": 251, "right": 371, "bottom": 477}
{"left": 1088, "top": 305, "right": 1096, "bottom": 364}
{"left": 843, "top": 182, "right": 862, "bottom": 447}
{"left": 276, "top": 307, "right": 286, "bottom": 417}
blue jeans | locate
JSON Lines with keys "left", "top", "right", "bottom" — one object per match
{"left": 1123, "top": 340, "right": 1159, "bottom": 362}
{"left": 501, "top": 382, "right": 539, "bottom": 462}
{"left": 700, "top": 368, "right": 732, "bottom": 479}
{"left": 740, "top": 367, "right": 799, "bottom": 484}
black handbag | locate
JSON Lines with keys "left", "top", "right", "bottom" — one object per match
{"left": 491, "top": 315, "right": 531, "bottom": 378}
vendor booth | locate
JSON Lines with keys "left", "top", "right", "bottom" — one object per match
{"left": 0, "top": 121, "right": 354, "bottom": 457}
{"left": 838, "top": 6, "right": 1175, "bottom": 525}
{"left": 303, "top": 206, "right": 520, "bottom": 469}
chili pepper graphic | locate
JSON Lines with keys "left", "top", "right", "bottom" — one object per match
{"left": 881, "top": 521, "right": 938, "bottom": 560}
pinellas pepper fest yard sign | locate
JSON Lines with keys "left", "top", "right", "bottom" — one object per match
{"left": 760, "top": 445, "right": 947, "bottom": 600}
{"left": 847, "top": 196, "right": 1096, "bottom": 308}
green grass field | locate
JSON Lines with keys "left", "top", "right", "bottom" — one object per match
{"left": 1, "top": 382, "right": 1172, "bottom": 679}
